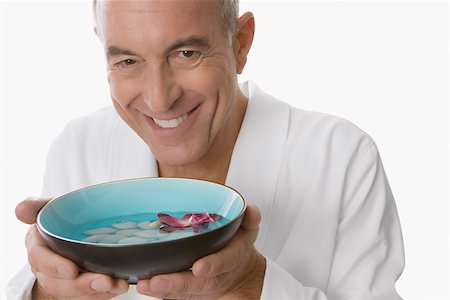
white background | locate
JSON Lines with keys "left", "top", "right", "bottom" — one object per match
{"left": 1, "top": 1, "right": 449, "bottom": 299}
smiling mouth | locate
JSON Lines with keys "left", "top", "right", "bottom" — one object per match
{"left": 153, "top": 113, "right": 189, "bottom": 129}
{"left": 152, "top": 103, "right": 201, "bottom": 129}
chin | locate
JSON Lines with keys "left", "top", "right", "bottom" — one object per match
{"left": 153, "top": 145, "right": 207, "bottom": 168}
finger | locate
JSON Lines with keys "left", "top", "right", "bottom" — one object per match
{"left": 15, "top": 197, "right": 51, "bottom": 224}
{"left": 191, "top": 205, "right": 261, "bottom": 278}
{"left": 240, "top": 203, "right": 261, "bottom": 231}
{"left": 192, "top": 229, "right": 256, "bottom": 278}
{"left": 26, "top": 225, "right": 79, "bottom": 279}
{"left": 36, "top": 271, "right": 128, "bottom": 299}
{"left": 137, "top": 271, "right": 226, "bottom": 300}
{"left": 137, "top": 206, "right": 263, "bottom": 298}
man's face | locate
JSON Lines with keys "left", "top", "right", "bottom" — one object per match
{"left": 96, "top": 0, "right": 241, "bottom": 167}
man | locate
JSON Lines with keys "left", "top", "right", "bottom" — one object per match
{"left": 8, "top": 0, "right": 405, "bottom": 299}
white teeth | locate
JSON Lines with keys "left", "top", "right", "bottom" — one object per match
{"left": 153, "top": 112, "right": 189, "bottom": 129}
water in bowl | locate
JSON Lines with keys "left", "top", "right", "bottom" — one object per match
{"left": 64, "top": 212, "right": 228, "bottom": 245}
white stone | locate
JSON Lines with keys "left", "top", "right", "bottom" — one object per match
{"left": 114, "top": 229, "right": 141, "bottom": 237}
{"left": 137, "top": 220, "right": 161, "bottom": 229}
{"left": 82, "top": 234, "right": 111, "bottom": 243}
{"left": 137, "top": 221, "right": 151, "bottom": 229}
{"left": 134, "top": 229, "right": 168, "bottom": 239}
{"left": 112, "top": 221, "right": 138, "bottom": 230}
{"left": 99, "top": 234, "right": 127, "bottom": 244}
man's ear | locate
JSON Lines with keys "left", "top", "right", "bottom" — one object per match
{"left": 234, "top": 12, "right": 255, "bottom": 74}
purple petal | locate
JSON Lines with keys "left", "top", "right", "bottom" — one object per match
{"left": 209, "top": 214, "right": 221, "bottom": 222}
{"left": 158, "top": 213, "right": 192, "bottom": 229}
{"left": 192, "top": 211, "right": 214, "bottom": 225}
{"left": 158, "top": 211, "right": 219, "bottom": 230}
{"left": 182, "top": 213, "right": 198, "bottom": 220}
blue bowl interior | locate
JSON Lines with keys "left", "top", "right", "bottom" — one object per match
{"left": 38, "top": 178, "right": 245, "bottom": 243}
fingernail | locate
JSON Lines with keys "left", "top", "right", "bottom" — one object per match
{"left": 57, "top": 265, "right": 71, "bottom": 278}
{"left": 152, "top": 278, "right": 171, "bottom": 292}
{"left": 91, "top": 278, "right": 109, "bottom": 292}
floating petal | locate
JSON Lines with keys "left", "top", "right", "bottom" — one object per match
{"left": 183, "top": 211, "right": 218, "bottom": 224}
{"left": 158, "top": 213, "right": 192, "bottom": 228}
{"left": 159, "top": 211, "right": 218, "bottom": 229}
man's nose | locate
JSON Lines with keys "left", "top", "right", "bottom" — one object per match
{"left": 142, "top": 65, "right": 181, "bottom": 113}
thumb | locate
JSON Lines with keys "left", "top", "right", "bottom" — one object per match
{"left": 241, "top": 204, "right": 261, "bottom": 231}
{"left": 15, "top": 197, "right": 51, "bottom": 224}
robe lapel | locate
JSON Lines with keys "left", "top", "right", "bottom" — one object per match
{"left": 226, "top": 81, "right": 290, "bottom": 250}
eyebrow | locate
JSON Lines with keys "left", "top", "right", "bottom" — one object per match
{"left": 106, "top": 46, "right": 139, "bottom": 59}
{"left": 106, "top": 36, "right": 210, "bottom": 60}
{"left": 165, "top": 35, "right": 210, "bottom": 53}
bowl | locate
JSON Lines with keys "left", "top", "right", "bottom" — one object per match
{"left": 37, "top": 177, "right": 246, "bottom": 283}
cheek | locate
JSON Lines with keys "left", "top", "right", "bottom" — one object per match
{"left": 109, "top": 76, "right": 145, "bottom": 140}
{"left": 180, "top": 59, "right": 235, "bottom": 103}
{"left": 108, "top": 73, "right": 140, "bottom": 108}
{"left": 198, "top": 63, "right": 237, "bottom": 115}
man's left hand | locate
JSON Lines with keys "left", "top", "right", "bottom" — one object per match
{"left": 136, "top": 204, "right": 266, "bottom": 299}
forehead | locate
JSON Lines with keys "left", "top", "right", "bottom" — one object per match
{"left": 97, "top": 0, "right": 223, "bottom": 47}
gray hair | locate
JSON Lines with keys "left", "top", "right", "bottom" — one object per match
{"left": 220, "top": 0, "right": 239, "bottom": 41}
{"left": 93, "top": 0, "right": 239, "bottom": 41}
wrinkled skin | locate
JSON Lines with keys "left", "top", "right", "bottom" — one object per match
{"left": 17, "top": 197, "right": 264, "bottom": 299}
{"left": 18, "top": 0, "right": 266, "bottom": 299}
{"left": 16, "top": 198, "right": 129, "bottom": 299}
{"left": 96, "top": 0, "right": 254, "bottom": 177}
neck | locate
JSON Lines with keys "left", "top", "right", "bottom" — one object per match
{"left": 158, "top": 91, "right": 248, "bottom": 185}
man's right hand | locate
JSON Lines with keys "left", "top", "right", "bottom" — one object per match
{"left": 16, "top": 197, "right": 129, "bottom": 299}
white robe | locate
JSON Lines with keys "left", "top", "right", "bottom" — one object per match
{"left": 7, "top": 81, "right": 404, "bottom": 300}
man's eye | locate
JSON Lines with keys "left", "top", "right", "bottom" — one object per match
{"left": 179, "top": 50, "right": 195, "bottom": 58}
{"left": 170, "top": 50, "right": 201, "bottom": 68}
{"left": 112, "top": 58, "right": 139, "bottom": 72}
{"left": 118, "top": 59, "right": 136, "bottom": 66}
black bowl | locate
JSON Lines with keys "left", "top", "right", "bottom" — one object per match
{"left": 37, "top": 177, "right": 246, "bottom": 283}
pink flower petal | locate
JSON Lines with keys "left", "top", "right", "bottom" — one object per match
{"left": 192, "top": 211, "right": 214, "bottom": 224}
{"left": 209, "top": 214, "right": 221, "bottom": 222}
{"left": 157, "top": 213, "right": 192, "bottom": 229}
{"left": 158, "top": 211, "right": 219, "bottom": 230}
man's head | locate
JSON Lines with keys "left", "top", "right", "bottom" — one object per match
{"left": 93, "top": 0, "right": 255, "bottom": 168}
{"left": 94, "top": 0, "right": 240, "bottom": 42}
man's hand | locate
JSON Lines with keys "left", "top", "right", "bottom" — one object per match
{"left": 136, "top": 204, "right": 266, "bottom": 299}
{"left": 16, "top": 197, "right": 129, "bottom": 299}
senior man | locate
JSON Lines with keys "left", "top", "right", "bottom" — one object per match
{"left": 8, "top": 0, "right": 405, "bottom": 299}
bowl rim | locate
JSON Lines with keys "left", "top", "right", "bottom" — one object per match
{"left": 37, "top": 176, "right": 247, "bottom": 248}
